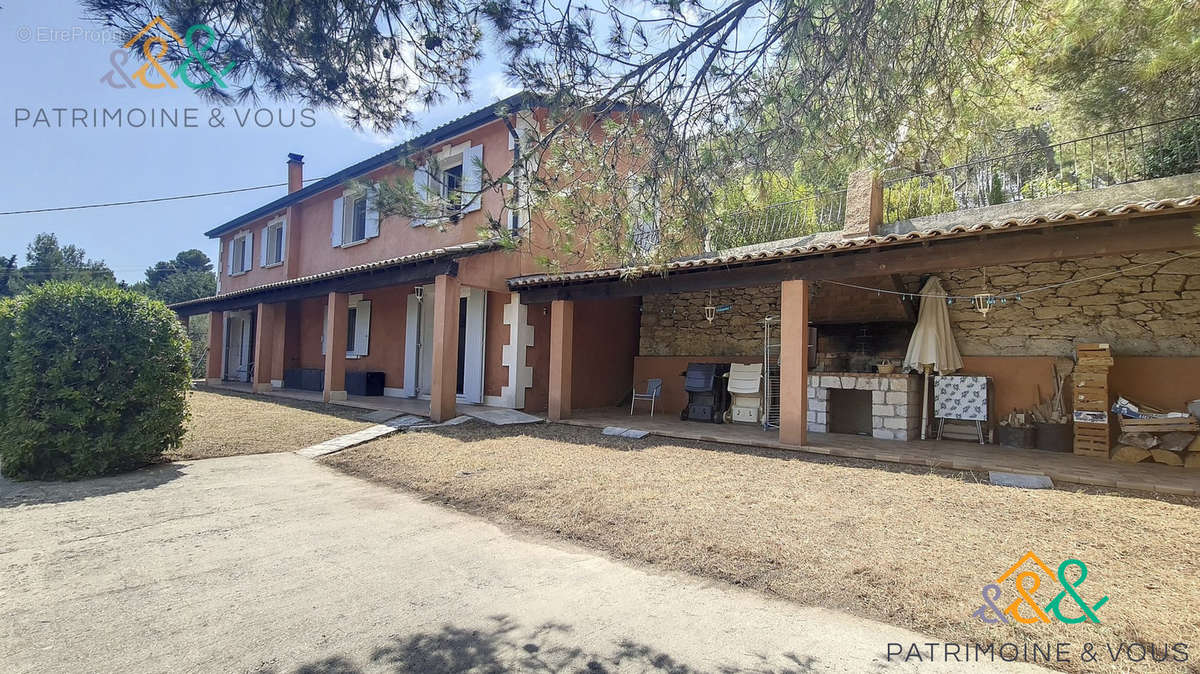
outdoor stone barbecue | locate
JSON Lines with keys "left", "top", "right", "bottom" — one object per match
{"left": 807, "top": 373, "right": 923, "bottom": 441}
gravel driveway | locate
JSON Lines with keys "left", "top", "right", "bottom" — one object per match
{"left": 0, "top": 453, "right": 1040, "bottom": 673}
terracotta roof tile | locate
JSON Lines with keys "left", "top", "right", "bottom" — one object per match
{"left": 507, "top": 195, "right": 1200, "bottom": 289}
{"left": 169, "top": 239, "right": 499, "bottom": 309}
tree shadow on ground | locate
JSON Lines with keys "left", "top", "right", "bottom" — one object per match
{"left": 267, "top": 615, "right": 819, "bottom": 674}
{"left": 0, "top": 461, "right": 184, "bottom": 508}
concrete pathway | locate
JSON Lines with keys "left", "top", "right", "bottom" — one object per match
{"left": 295, "top": 415, "right": 425, "bottom": 458}
{"left": 0, "top": 455, "right": 1043, "bottom": 673}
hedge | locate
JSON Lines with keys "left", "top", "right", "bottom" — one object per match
{"left": 0, "top": 283, "right": 191, "bottom": 480}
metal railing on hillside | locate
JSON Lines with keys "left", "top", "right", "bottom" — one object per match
{"left": 705, "top": 189, "right": 847, "bottom": 252}
{"left": 881, "top": 115, "right": 1200, "bottom": 223}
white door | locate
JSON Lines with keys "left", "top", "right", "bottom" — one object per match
{"left": 418, "top": 284, "right": 436, "bottom": 397}
{"left": 403, "top": 284, "right": 485, "bottom": 403}
{"left": 224, "top": 313, "right": 251, "bottom": 382}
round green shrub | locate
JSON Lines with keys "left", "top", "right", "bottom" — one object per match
{"left": 0, "top": 283, "right": 191, "bottom": 480}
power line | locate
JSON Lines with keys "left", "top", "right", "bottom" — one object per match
{"left": 0, "top": 178, "right": 325, "bottom": 217}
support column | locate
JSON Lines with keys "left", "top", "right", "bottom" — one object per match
{"left": 252, "top": 302, "right": 279, "bottom": 393}
{"left": 323, "top": 292, "right": 349, "bottom": 402}
{"left": 548, "top": 299, "right": 574, "bottom": 421}
{"left": 430, "top": 274, "right": 461, "bottom": 422}
{"left": 270, "top": 302, "right": 287, "bottom": 386}
{"left": 779, "top": 280, "right": 810, "bottom": 446}
{"left": 205, "top": 310, "right": 223, "bottom": 385}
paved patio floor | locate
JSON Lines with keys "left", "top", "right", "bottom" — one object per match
{"left": 564, "top": 408, "right": 1200, "bottom": 496}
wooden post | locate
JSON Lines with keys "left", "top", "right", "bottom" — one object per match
{"left": 430, "top": 274, "right": 461, "bottom": 422}
{"left": 205, "top": 310, "right": 223, "bottom": 385}
{"left": 779, "top": 280, "right": 810, "bottom": 446}
{"left": 548, "top": 299, "right": 575, "bottom": 421}
{"left": 252, "top": 302, "right": 278, "bottom": 393}
{"left": 323, "top": 292, "right": 349, "bottom": 402}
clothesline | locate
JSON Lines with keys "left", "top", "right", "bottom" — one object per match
{"left": 818, "top": 250, "right": 1200, "bottom": 305}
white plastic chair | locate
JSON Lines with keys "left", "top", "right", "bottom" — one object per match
{"left": 727, "top": 363, "right": 763, "bottom": 423}
{"left": 631, "top": 378, "right": 663, "bottom": 416}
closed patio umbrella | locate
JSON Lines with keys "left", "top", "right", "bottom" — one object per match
{"left": 903, "top": 276, "right": 964, "bottom": 439}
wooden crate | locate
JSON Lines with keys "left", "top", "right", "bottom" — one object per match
{"left": 1118, "top": 417, "right": 1200, "bottom": 433}
{"left": 1073, "top": 344, "right": 1114, "bottom": 458}
{"left": 1074, "top": 422, "right": 1113, "bottom": 458}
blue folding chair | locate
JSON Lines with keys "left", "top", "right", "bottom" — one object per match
{"left": 631, "top": 378, "right": 663, "bottom": 416}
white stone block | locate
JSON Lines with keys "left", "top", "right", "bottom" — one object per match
{"left": 893, "top": 404, "right": 909, "bottom": 417}
{"left": 872, "top": 404, "right": 894, "bottom": 417}
{"left": 841, "top": 376, "right": 858, "bottom": 389}
{"left": 884, "top": 416, "right": 907, "bottom": 430}
{"left": 821, "top": 376, "right": 839, "bottom": 388}
{"left": 809, "top": 422, "right": 828, "bottom": 433}
{"left": 886, "top": 391, "right": 908, "bottom": 405}
{"left": 873, "top": 428, "right": 894, "bottom": 440}
{"left": 810, "top": 399, "right": 827, "bottom": 412}
{"left": 815, "top": 388, "right": 829, "bottom": 400}
{"left": 891, "top": 377, "right": 911, "bottom": 392}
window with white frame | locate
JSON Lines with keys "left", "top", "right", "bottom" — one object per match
{"left": 330, "top": 189, "right": 379, "bottom": 248}
{"left": 411, "top": 143, "right": 483, "bottom": 226}
{"left": 629, "top": 183, "right": 661, "bottom": 256}
{"left": 263, "top": 217, "right": 285, "bottom": 267}
{"left": 344, "top": 194, "right": 368, "bottom": 244}
{"left": 229, "top": 231, "right": 252, "bottom": 275}
{"left": 320, "top": 295, "right": 372, "bottom": 358}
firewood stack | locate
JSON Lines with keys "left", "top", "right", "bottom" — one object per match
{"left": 1072, "top": 344, "right": 1114, "bottom": 458}
{"left": 1112, "top": 407, "right": 1200, "bottom": 468}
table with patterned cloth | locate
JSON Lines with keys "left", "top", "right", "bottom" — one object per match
{"left": 933, "top": 375, "right": 991, "bottom": 443}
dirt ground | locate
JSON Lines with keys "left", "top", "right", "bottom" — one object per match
{"left": 324, "top": 421, "right": 1200, "bottom": 674}
{"left": 170, "top": 388, "right": 369, "bottom": 460}
{"left": 1, "top": 453, "right": 1038, "bottom": 674}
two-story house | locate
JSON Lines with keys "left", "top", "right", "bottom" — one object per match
{"left": 171, "top": 93, "right": 642, "bottom": 422}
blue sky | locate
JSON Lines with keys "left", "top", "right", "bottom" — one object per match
{"left": 1, "top": 1, "right": 519, "bottom": 282}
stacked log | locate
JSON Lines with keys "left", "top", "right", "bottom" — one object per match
{"left": 1111, "top": 417, "right": 1200, "bottom": 468}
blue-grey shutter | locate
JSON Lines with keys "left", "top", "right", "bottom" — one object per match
{"left": 354, "top": 300, "right": 371, "bottom": 356}
{"left": 365, "top": 189, "right": 380, "bottom": 239}
{"left": 411, "top": 168, "right": 429, "bottom": 226}
{"left": 463, "top": 145, "right": 484, "bottom": 213}
{"left": 331, "top": 197, "right": 344, "bottom": 246}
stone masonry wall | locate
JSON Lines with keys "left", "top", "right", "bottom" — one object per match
{"left": 638, "top": 250, "right": 1200, "bottom": 358}
{"left": 639, "top": 286, "right": 778, "bottom": 356}
{"left": 941, "top": 250, "right": 1200, "bottom": 357}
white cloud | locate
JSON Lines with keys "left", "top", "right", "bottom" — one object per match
{"left": 485, "top": 71, "right": 521, "bottom": 99}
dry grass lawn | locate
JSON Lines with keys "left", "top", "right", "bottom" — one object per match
{"left": 324, "top": 421, "right": 1200, "bottom": 674}
{"left": 170, "top": 388, "right": 370, "bottom": 460}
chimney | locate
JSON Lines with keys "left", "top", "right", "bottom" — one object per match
{"left": 287, "top": 153, "right": 304, "bottom": 193}
{"left": 841, "top": 169, "right": 882, "bottom": 239}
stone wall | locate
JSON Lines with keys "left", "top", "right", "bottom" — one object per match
{"left": 941, "top": 251, "right": 1200, "bottom": 357}
{"left": 639, "top": 286, "right": 778, "bottom": 356}
{"left": 637, "top": 250, "right": 1200, "bottom": 358}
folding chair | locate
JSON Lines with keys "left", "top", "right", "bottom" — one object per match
{"left": 726, "top": 363, "right": 763, "bottom": 423}
{"left": 631, "top": 378, "right": 663, "bottom": 416}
